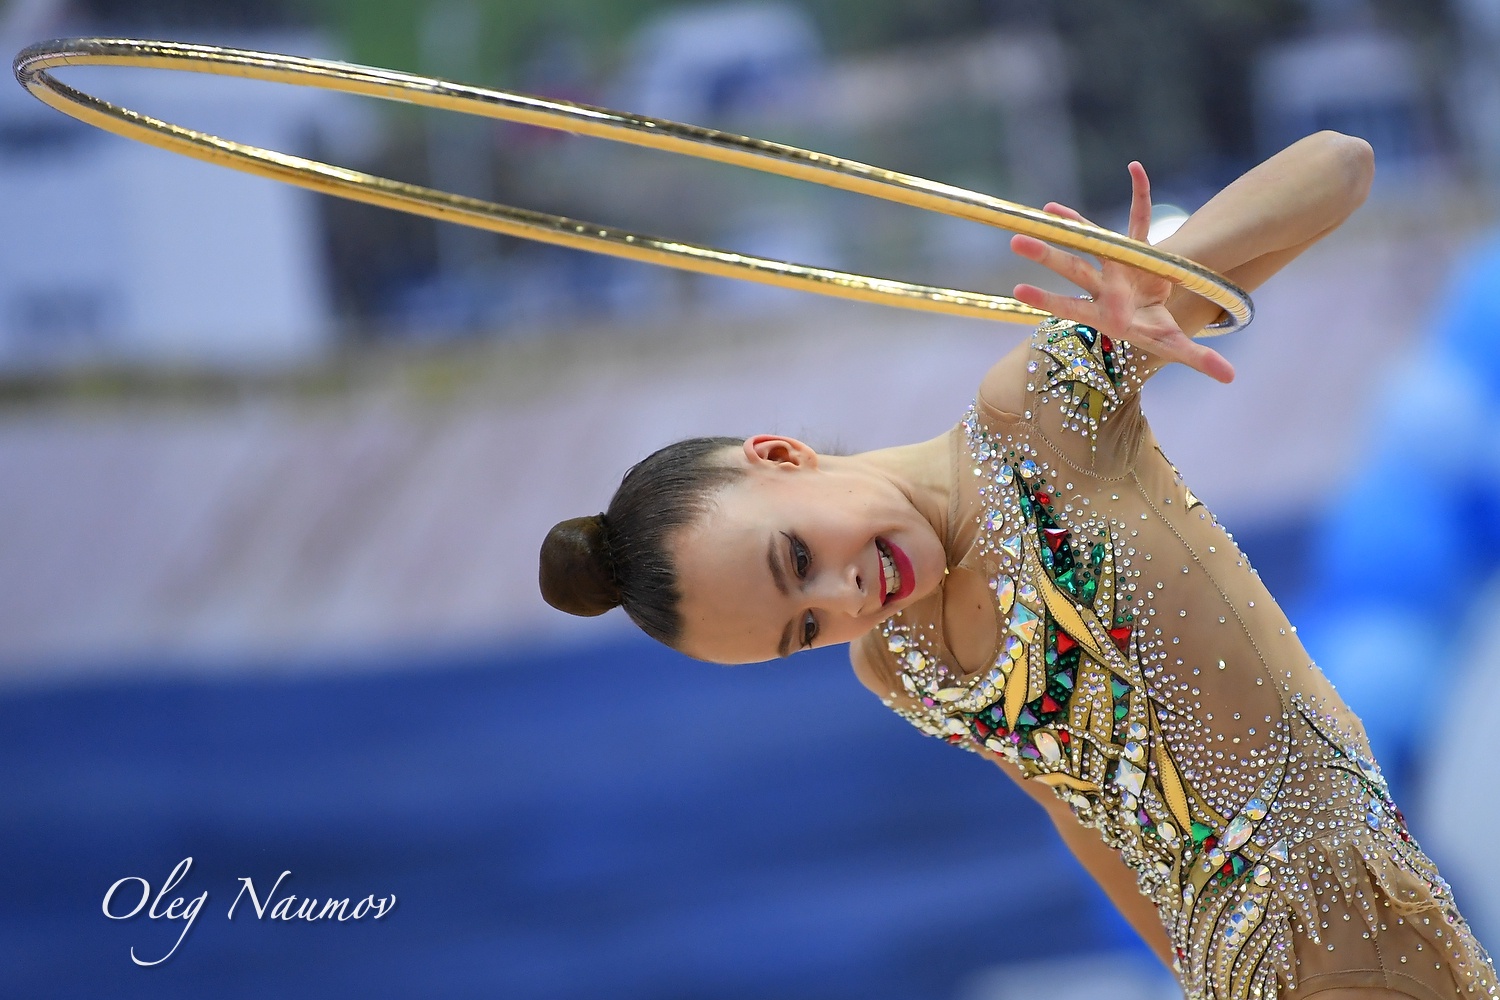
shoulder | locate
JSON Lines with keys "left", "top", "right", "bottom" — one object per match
{"left": 980, "top": 318, "right": 1161, "bottom": 474}
{"left": 977, "top": 337, "right": 1034, "bottom": 419}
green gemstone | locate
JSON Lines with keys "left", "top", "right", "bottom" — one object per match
{"left": 1231, "top": 855, "right": 1246, "bottom": 875}
{"left": 1191, "top": 822, "right": 1213, "bottom": 845}
{"left": 1113, "top": 704, "right": 1128, "bottom": 720}
{"left": 1080, "top": 577, "right": 1098, "bottom": 603}
{"left": 1090, "top": 543, "right": 1105, "bottom": 567}
{"left": 1055, "top": 671, "right": 1073, "bottom": 690}
{"left": 1055, "top": 569, "right": 1076, "bottom": 594}
{"left": 1111, "top": 678, "right": 1129, "bottom": 699}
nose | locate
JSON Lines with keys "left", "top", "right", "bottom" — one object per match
{"left": 812, "top": 563, "right": 869, "bottom": 618}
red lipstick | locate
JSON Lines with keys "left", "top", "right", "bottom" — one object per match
{"left": 880, "top": 537, "right": 916, "bottom": 604}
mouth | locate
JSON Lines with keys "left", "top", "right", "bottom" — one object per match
{"left": 877, "top": 537, "right": 916, "bottom": 606}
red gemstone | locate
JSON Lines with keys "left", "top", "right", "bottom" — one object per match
{"left": 1058, "top": 730, "right": 1071, "bottom": 745}
{"left": 1109, "top": 625, "right": 1131, "bottom": 651}
{"left": 946, "top": 734, "right": 965, "bottom": 744}
{"left": 1036, "top": 492, "right": 1052, "bottom": 505}
{"left": 975, "top": 719, "right": 992, "bottom": 737}
{"left": 1101, "top": 335, "right": 1113, "bottom": 352}
{"left": 1056, "top": 633, "right": 1077, "bottom": 655}
{"left": 1203, "top": 836, "right": 1217, "bottom": 850}
{"left": 1040, "top": 694, "right": 1060, "bottom": 713}
{"left": 1220, "top": 862, "right": 1234, "bottom": 875}
{"left": 1044, "top": 527, "right": 1068, "bottom": 551}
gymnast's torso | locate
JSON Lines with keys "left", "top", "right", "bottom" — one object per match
{"left": 854, "top": 318, "right": 1498, "bottom": 1000}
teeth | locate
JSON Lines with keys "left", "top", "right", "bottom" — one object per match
{"left": 878, "top": 540, "right": 901, "bottom": 597}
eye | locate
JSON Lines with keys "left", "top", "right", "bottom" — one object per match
{"left": 800, "top": 611, "right": 819, "bottom": 648}
{"left": 787, "top": 533, "right": 811, "bottom": 578}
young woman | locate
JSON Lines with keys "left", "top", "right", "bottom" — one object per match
{"left": 539, "top": 131, "right": 1499, "bottom": 1000}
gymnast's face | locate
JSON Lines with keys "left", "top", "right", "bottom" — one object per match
{"left": 671, "top": 435, "right": 947, "bottom": 664}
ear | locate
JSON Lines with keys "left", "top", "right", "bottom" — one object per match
{"left": 742, "top": 434, "right": 819, "bottom": 471}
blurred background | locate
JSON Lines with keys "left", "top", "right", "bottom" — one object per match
{"left": 2, "top": 0, "right": 1499, "bottom": 996}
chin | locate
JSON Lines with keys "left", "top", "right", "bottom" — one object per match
{"left": 915, "top": 570, "right": 945, "bottom": 602}
{"left": 920, "top": 547, "right": 950, "bottom": 594}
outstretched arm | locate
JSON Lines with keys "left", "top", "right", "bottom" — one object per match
{"left": 1008, "top": 131, "right": 1375, "bottom": 382}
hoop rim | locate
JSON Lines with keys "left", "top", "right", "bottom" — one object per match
{"left": 13, "top": 36, "right": 1251, "bottom": 333}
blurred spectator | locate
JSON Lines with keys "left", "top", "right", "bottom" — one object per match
{"left": 0, "top": 0, "right": 346, "bottom": 371}
{"left": 608, "top": 1, "right": 823, "bottom": 125}
{"left": 1450, "top": 0, "right": 1500, "bottom": 186}
{"left": 420, "top": 0, "right": 501, "bottom": 275}
{"left": 1253, "top": 0, "right": 1438, "bottom": 179}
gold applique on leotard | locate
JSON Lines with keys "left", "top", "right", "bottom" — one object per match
{"left": 870, "top": 319, "right": 1499, "bottom": 1000}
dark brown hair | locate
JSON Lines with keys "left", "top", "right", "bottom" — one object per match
{"left": 539, "top": 436, "right": 743, "bottom": 646}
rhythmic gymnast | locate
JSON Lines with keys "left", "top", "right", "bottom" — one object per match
{"left": 541, "top": 131, "right": 1500, "bottom": 1000}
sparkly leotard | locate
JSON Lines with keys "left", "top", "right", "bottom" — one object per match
{"left": 857, "top": 318, "right": 1499, "bottom": 1000}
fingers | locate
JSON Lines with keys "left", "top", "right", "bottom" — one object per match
{"left": 1044, "top": 201, "right": 1096, "bottom": 228}
{"left": 1141, "top": 328, "right": 1236, "bottom": 384}
{"left": 1013, "top": 276, "right": 1236, "bottom": 384}
{"left": 1189, "top": 343, "right": 1236, "bottom": 384}
{"left": 1009, "top": 234, "right": 1101, "bottom": 294}
{"left": 1170, "top": 340, "right": 1235, "bottom": 384}
{"left": 1127, "top": 161, "right": 1152, "bottom": 243}
{"left": 1012, "top": 283, "right": 1098, "bottom": 325}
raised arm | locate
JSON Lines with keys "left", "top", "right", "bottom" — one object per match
{"left": 1155, "top": 130, "right": 1375, "bottom": 335}
{"left": 1007, "top": 131, "right": 1375, "bottom": 383}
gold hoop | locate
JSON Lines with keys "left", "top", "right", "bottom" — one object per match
{"left": 13, "top": 37, "right": 1252, "bottom": 332}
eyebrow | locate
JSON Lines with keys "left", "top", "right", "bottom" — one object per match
{"left": 767, "top": 536, "right": 789, "bottom": 597}
{"left": 767, "top": 536, "right": 793, "bottom": 658}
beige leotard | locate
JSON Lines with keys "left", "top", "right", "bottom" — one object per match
{"left": 856, "top": 318, "right": 1499, "bottom": 1000}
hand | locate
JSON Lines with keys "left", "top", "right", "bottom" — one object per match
{"left": 1008, "top": 162, "right": 1235, "bottom": 384}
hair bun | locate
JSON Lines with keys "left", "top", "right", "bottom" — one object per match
{"left": 539, "top": 514, "right": 621, "bottom": 617}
